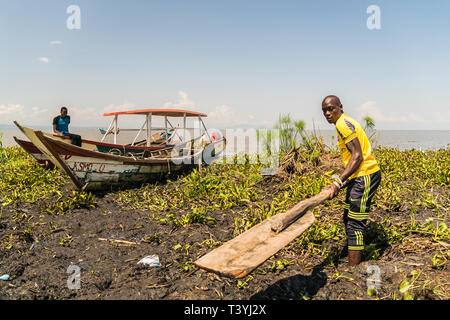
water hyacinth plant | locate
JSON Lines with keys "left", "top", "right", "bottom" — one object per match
{"left": 0, "top": 144, "right": 66, "bottom": 206}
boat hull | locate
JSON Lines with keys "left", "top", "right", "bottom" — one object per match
{"left": 33, "top": 130, "right": 225, "bottom": 191}
{"left": 61, "top": 156, "right": 195, "bottom": 190}
{"left": 13, "top": 121, "right": 173, "bottom": 166}
{"left": 13, "top": 137, "right": 55, "bottom": 168}
{"left": 13, "top": 120, "right": 226, "bottom": 190}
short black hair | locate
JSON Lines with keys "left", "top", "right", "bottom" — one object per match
{"left": 61, "top": 106, "right": 68, "bottom": 112}
{"left": 322, "top": 95, "right": 342, "bottom": 107}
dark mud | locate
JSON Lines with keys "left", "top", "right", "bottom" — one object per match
{"left": 0, "top": 174, "right": 448, "bottom": 301}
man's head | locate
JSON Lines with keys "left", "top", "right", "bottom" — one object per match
{"left": 60, "top": 107, "right": 68, "bottom": 118}
{"left": 321, "top": 95, "right": 343, "bottom": 124}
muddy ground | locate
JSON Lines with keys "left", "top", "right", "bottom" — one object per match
{"left": 0, "top": 171, "right": 448, "bottom": 301}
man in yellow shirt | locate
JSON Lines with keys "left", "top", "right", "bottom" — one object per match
{"left": 321, "top": 95, "right": 382, "bottom": 266}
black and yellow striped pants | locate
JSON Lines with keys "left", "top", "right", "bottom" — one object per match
{"left": 343, "top": 170, "right": 381, "bottom": 251}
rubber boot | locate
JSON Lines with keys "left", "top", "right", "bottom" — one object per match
{"left": 348, "top": 250, "right": 362, "bottom": 266}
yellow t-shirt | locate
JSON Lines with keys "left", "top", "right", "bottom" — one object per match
{"left": 335, "top": 114, "right": 380, "bottom": 180}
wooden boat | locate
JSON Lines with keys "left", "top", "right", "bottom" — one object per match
{"left": 14, "top": 109, "right": 226, "bottom": 190}
{"left": 32, "top": 131, "right": 224, "bottom": 191}
{"left": 13, "top": 109, "right": 210, "bottom": 163}
{"left": 13, "top": 136, "right": 55, "bottom": 168}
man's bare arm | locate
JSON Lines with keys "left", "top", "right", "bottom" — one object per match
{"left": 324, "top": 137, "right": 363, "bottom": 199}
{"left": 339, "top": 137, "right": 363, "bottom": 183}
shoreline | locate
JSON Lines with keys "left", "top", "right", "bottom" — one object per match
{"left": 1, "top": 128, "right": 449, "bottom": 151}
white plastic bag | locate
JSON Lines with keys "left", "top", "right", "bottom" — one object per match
{"left": 137, "top": 255, "right": 161, "bottom": 267}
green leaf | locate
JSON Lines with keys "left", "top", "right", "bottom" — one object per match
{"left": 402, "top": 292, "right": 413, "bottom": 300}
{"left": 367, "top": 287, "right": 378, "bottom": 297}
{"left": 398, "top": 280, "right": 411, "bottom": 294}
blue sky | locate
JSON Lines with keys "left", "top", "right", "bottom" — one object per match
{"left": 1, "top": 0, "right": 450, "bottom": 130}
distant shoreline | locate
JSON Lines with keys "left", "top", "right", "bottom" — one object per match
{"left": 1, "top": 123, "right": 450, "bottom": 132}
{"left": 1, "top": 127, "right": 449, "bottom": 151}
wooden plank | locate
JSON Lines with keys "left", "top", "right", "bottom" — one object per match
{"left": 195, "top": 211, "right": 316, "bottom": 278}
{"left": 194, "top": 189, "right": 331, "bottom": 279}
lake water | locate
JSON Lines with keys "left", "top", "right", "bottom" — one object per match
{"left": 0, "top": 125, "right": 449, "bottom": 151}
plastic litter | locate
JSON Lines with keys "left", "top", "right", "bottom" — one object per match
{"left": 137, "top": 255, "right": 161, "bottom": 267}
{"left": 0, "top": 274, "right": 10, "bottom": 281}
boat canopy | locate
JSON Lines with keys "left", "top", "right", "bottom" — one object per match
{"left": 101, "top": 108, "right": 210, "bottom": 146}
{"left": 103, "top": 109, "right": 207, "bottom": 118}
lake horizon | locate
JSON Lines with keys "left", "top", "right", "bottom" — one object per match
{"left": 1, "top": 124, "right": 449, "bottom": 151}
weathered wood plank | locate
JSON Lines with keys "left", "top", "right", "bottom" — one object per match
{"left": 195, "top": 189, "right": 331, "bottom": 279}
{"left": 195, "top": 211, "right": 316, "bottom": 278}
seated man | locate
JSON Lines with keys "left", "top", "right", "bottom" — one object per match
{"left": 53, "top": 107, "right": 82, "bottom": 147}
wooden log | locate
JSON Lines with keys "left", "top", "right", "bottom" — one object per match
{"left": 270, "top": 188, "right": 331, "bottom": 233}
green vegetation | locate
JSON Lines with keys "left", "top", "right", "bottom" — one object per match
{"left": 0, "top": 133, "right": 7, "bottom": 162}
{"left": 167, "top": 207, "right": 217, "bottom": 229}
{"left": 274, "top": 113, "right": 306, "bottom": 152}
{"left": 0, "top": 145, "right": 66, "bottom": 206}
{"left": 236, "top": 275, "right": 254, "bottom": 290}
{"left": 259, "top": 113, "right": 325, "bottom": 158}
{"left": 45, "top": 191, "right": 97, "bottom": 215}
{"left": 362, "top": 116, "right": 377, "bottom": 147}
{"left": 0, "top": 117, "right": 448, "bottom": 299}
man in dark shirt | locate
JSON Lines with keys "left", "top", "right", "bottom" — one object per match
{"left": 53, "top": 107, "right": 82, "bottom": 146}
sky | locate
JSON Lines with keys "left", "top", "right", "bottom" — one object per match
{"left": 1, "top": 0, "right": 450, "bottom": 130}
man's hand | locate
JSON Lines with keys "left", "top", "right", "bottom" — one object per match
{"left": 323, "top": 183, "right": 340, "bottom": 199}
{"left": 53, "top": 124, "right": 63, "bottom": 137}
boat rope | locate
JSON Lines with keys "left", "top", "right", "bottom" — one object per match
{"left": 109, "top": 148, "right": 122, "bottom": 156}
{"left": 125, "top": 152, "right": 137, "bottom": 160}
